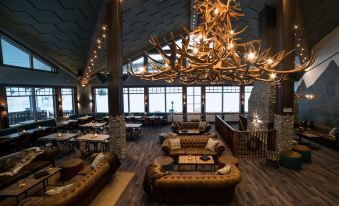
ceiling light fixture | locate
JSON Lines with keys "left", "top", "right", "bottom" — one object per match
{"left": 129, "top": 0, "right": 315, "bottom": 84}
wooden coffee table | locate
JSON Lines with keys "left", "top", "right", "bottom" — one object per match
{"left": 178, "top": 129, "right": 200, "bottom": 135}
{"left": 196, "top": 155, "right": 215, "bottom": 171}
{"left": 296, "top": 131, "right": 320, "bottom": 149}
{"left": 178, "top": 155, "right": 197, "bottom": 171}
{"left": 0, "top": 167, "right": 61, "bottom": 205}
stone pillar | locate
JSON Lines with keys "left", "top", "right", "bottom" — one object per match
{"left": 107, "top": 0, "right": 126, "bottom": 159}
{"left": 248, "top": 6, "right": 277, "bottom": 131}
{"left": 275, "top": 0, "right": 296, "bottom": 152}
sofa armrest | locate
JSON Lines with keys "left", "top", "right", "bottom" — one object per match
{"left": 171, "top": 123, "right": 178, "bottom": 133}
{"left": 216, "top": 140, "right": 226, "bottom": 156}
{"left": 161, "top": 139, "right": 171, "bottom": 155}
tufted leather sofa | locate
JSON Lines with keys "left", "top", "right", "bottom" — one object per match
{"left": 171, "top": 121, "right": 211, "bottom": 134}
{"left": 19, "top": 152, "right": 120, "bottom": 206}
{"left": 143, "top": 163, "right": 241, "bottom": 203}
{"left": 162, "top": 136, "right": 225, "bottom": 162}
{"left": 308, "top": 122, "right": 339, "bottom": 150}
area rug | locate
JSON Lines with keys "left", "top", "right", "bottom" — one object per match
{"left": 90, "top": 171, "right": 135, "bottom": 206}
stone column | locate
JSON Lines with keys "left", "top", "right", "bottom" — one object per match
{"left": 107, "top": 0, "right": 126, "bottom": 159}
{"left": 274, "top": 0, "right": 296, "bottom": 152}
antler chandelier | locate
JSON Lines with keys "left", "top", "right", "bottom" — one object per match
{"left": 129, "top": 0, "right": 315, "bottom": 84}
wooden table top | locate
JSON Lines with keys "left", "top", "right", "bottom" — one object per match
{"left": 58, "top": 120, "right": 78, "bottom": 125}
{"left": 0, "top": 127, "right": 50, "bottom": 139}
{"left": 125, "top": 116, "right": 143, "bottom": 119}
{"left": 179, "top": 155, "right": 197, "bottom": 165}
{"left": 296, "top": 131, "right": 319, "bottom": 138}
{"left": 0, "top": 178, "right": 41, "bottom": 196}
{"left": 178, "top": 129, "right": 200, "bottom": 135}
{"left": 77, "top": 134, "right": 109, "bottom": 141}
{"left": 80, "top": 122, "right": 107, "bottom": 128}
{"left": 196, "top": 155, "right": 214, "bottom": 165}
{"left": 39, "top": 133, "right": 78, "bottom": 141}
{"left": 126, "top": 123, "right": 142, "bottom": 128}
{"left": 26, "top": 167, "right": 61, "bottom": 180}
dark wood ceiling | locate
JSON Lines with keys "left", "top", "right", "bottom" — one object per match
{"left": 0, "top": 0, "right": 337, "bottom": 78}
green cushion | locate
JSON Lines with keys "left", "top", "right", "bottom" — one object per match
{"left": 279, "top": 150, "right": 302, "bottom": 170}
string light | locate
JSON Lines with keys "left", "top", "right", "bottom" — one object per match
{"left": 81, "top": 24, "right": 108, "bottom": 86}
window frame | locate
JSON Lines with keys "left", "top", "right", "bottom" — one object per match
{"left": 61, "top": 88, "right": 75, "bottom": 116}
{"left": 0, "top": 34, "right": 57, "bottom": 73}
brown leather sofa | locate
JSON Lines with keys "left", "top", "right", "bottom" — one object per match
{"left": 0, "top": 149, "right": 55, "bottom": 190}
{"left": 19, "top": 152, "right": 121, "bottom": 206}
{"left": 143, "top": 163, "right": 241, "bottom": 203}
{"left": 171, "top": 121, "right": 211, "bottom": 134}
{"left": 308, "top": 122, "right": 339, "bottom": 150}
{"left": 162, "top": 136, "right": 225, "bottom": 161}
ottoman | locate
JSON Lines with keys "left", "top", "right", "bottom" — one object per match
{"left": 292, "top": 144, "right": 312, "bottom": 162}
{"left": 279, "top": 150, "right": 302, "bottom": 170}
{"left": 59, "top": 158, "right": 84, "bottom": 181}
{"left": 155, "top": 156, "right": 174, "bottom": 171}
{"left": 218, "top": 155, "right": 239, "bottom": 169}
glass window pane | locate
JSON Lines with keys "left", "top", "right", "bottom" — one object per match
{"left": 129, "top": 94, "right": 144, "bottom": 112}
{"left": 149, "top": 87, "right": 165, "bottom": 112}
{"left": 94, "top": 88, "right": 108, "bottom": 113}
{"left": 6, "top": 87, "right": 34, "bottom": 126}
{"left": 166, "top": 87, "right": 182, "bottom": 113}
{"left": 123, "top": 93, "right": 129, "bottom": 113}
{"left": 148, "top": 54, "right": 164, "bottom": 73}
{"left": 131, "top": 57, "right": 144, "bottom": 74}
{"left": 1, "top": 39, "right": 30, "bottom": 68}
{"left": 35, "top": 88, "right": 55, "bottom": 121}
{"left": 61, "top": 88, "right": 74, "bottom": 116}
{"left": 187, "top": 86, "right": 201, "bottom": 113}
{"left": 33, "top": 57, "right": 52, "bottom": 71}
{"left": 206, "top": 93, "right": 222, "bottom": 112}
{"left": 245, "top": 86, "right": 253, "bottom": 113}
{"left": 223, "top": 86, "right": 240, "bottom": 112}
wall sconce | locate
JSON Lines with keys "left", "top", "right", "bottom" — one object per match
{"left": 0, "top": 105, "right": 8, "bottom": 111}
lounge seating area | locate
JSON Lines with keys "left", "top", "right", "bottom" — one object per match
{"left": 0, "top": 0, "right": 338, "bottom": 205}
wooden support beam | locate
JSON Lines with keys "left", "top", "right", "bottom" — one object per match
{"left": 0, "top": 85, "right": 9, "bottom": 129}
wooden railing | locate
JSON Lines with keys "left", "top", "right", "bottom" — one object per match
{"left": 215, "top": 115, "right": 276, "bottom": 158}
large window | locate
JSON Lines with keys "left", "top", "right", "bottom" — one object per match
{"left": 148, "top": 54, "right": 164, "bottom": 73}
{"left": 33, "top": 57, "right": 53, "bottom": 72}
{"left": 35, "top": 88, "right": 56, "bottom": 121}
{"left": 61, "top": 88, "right": 75, "bottom": 116}
{"left": 0, "top": 37, "right": 56, "bottom": 72}
{"left": 131, "top": 57, "right": 144, "bottom": 74}
{"left": 166, "top": 87, "right": 183, "bottom": 113}
{"left": 6, "top": 87, "right": 34, "bottom": 126}
{"left": 124, "top": 88, "right": 145, "bottom": 113}
{"left": 205, "top": 86, "right": 222, "bottom": 112}
{"left": 223, "top": 86, "right": 240, "bottom": 112}
{"left": 149, "top": 87, "right": 165, "bottom": 113}
{"left": 1, "top": 39, "right": 30, "bottom": 68}
{"left": 187, "top": 87, "right": 201, "bottom": 113}
{"left": 94, "top": 88, "right": 108, "bottom": 113}
{"left": 244, "top": 86, "right": 254, "bottom": 113}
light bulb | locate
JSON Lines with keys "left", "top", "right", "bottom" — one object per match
{"left": 214, "top": 8, "right": 219, "bottom": 14}
{"left": 247, "top": 52, "right": 255, "bottom": 60}
{"left": 164, "top": 63, "right": 169, "bottom": 67}
{"left": 267, "top": 58, "right": 273, "bottom": 64}
{"left": 270, "top": 73, "right": 277, "bottom": 79}
{"left": 230, "top": 30, "right": 234, "bottom": 35}
{"left": 227, "top": 43, "right": 234, "bottom": 49}
{"left": 193, "top": 47, "right": 198, "bottom": 54}
{"left": 297, "top": 44, "right": 300, "bottom": 47}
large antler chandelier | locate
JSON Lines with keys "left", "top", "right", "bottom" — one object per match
{"left": 129, "top": 0, "right": 315, "bottom": 84}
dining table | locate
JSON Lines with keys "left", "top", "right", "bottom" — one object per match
{"left": 39, "top": 133, "right": 78, "bottom": 141}
{"left": 77, "top": 134, "right": 110, "bottom": 142}
{"left": 58, "top": 120, "right": 78, "bottom": 126}
{"left": 80, "top": 122, "right": 107, "bottom": 128}
{"left": 77, "top": 115, "right": 93, "bottom": 120}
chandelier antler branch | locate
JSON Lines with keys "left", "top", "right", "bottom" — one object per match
{"left": 128, "top": 0, "right": 315, "bottom": 84}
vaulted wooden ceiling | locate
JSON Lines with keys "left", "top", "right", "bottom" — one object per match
{"left": 0, "top": 0, "right": 338, "bottom": 79}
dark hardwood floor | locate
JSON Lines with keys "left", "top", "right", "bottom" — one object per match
{"left": 116, "top": 126, "right": 339, "bottom": 206}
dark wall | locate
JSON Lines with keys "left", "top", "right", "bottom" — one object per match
{"left": 297, "top": 60, "right": 339, "bottom": 127}
{"left": 0, "top": 65, "right": 78, "bottom": 86}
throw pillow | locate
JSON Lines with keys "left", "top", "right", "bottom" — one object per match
{"left": 329, "top": 128, "right": 339, "bottom": 137}
{"left": 199, "top": 121, "right": 207, "bottom": 129}
{"left": 45, "top": 183, "right": 75, "bottom": 196}
{"left": 91, "top": 152, "right": 105, "bottom": 169}
{"left": 166, "top": 132, "right": 178, "bottom": 139}
{"left": 205, "top": 138, "right": 219, "bottom": 152}
{"left": 216, "top": 165, "right": 231, "bottom": 175}
{"left": 169, "top": 138, "right": 181, "bottom": 150}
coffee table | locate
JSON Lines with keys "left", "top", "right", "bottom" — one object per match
{"left": 178, "top": 155, "right": 197, "bottom": 171}
{"left": 178, "top": 129, "right": 200, "bottom": 135}
{"left": 296, "top": 131, "right": 320, "bottom": 149}
{"left": 0, "top": 167, "right": 61, "bottom": 205}
{"left": 196, "top": 155, "right": 215, "bottom": 171}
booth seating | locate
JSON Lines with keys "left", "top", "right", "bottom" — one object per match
{"left": 171, "top": 121, "right": 211, "bottom": 134}
{"left": 19, "top": 152, "right": 120, "bottom": 206}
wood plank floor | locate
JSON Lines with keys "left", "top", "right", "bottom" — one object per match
{"left": 115, "top": 126, "right": 339, "bottom": 206}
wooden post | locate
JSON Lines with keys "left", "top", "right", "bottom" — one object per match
{"left": 0, "top": 85, "right": 9, "bottom": 129}
{"left": 107, "top": 0, "right": 123, "bottom": 116}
